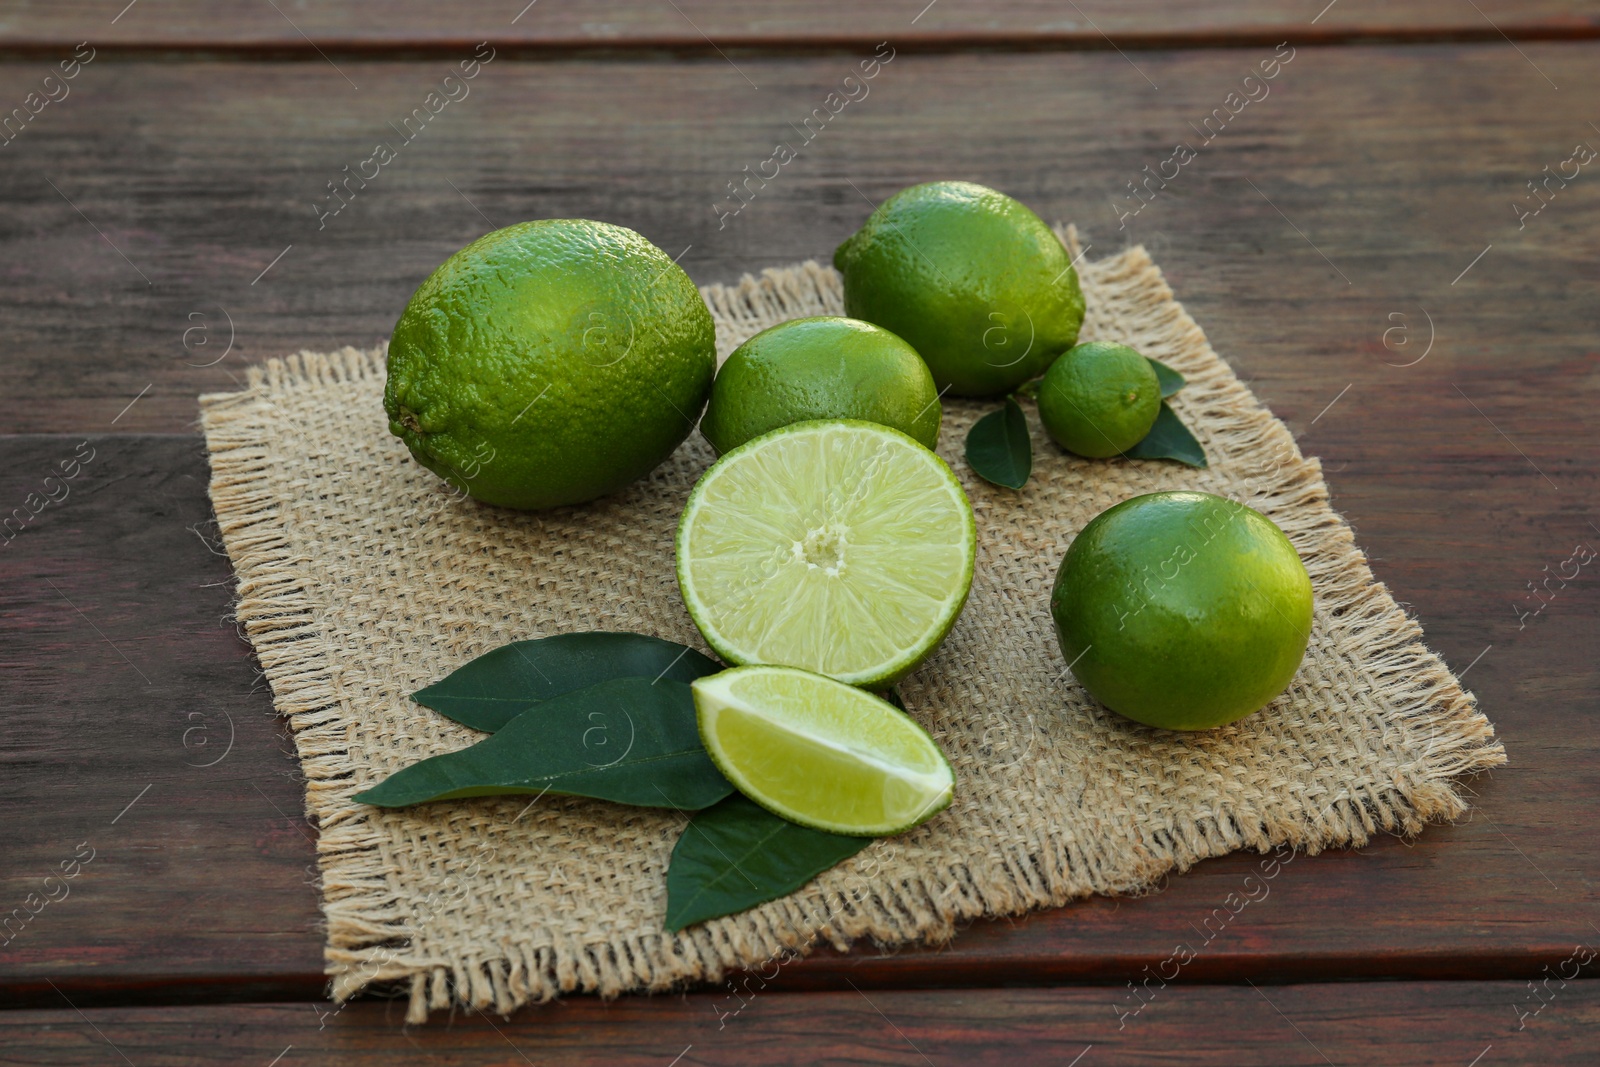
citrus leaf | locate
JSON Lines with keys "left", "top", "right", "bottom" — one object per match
{"left": 355, "top": 678, "right": 734, "bottom": 810}
{"left": 665, "top": 794, "right": 870, "bottom": 932}
{"left": 964, "top": 397, "right": 1032, "bottom": 489}
{"left": 413, "top": 632, "right": 722, "bottom": 733}
{"left": 1123, "top": 401, "right": 1208, "bottom": 468}
{"left": 1148, "top": 357, "right": 1185, "bottom": 398}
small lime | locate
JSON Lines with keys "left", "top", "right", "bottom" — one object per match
{"left": 700, "top": 316, "right": 941, "bottom": 455}
{"left": 1037, "top": 342, "right": 1161, "bottom": 458}
{"left": 833, "top": 181, "right": 1085, "bottom": 398}
{"left": 384, "top": 219, "right": 716, "bottom": 509}
{"left": 1051, "top": 491, "right": 1314, "bottom": 730}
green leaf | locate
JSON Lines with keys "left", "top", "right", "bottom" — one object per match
{"left": 964, "top": 397, "right": 1033, "bottom": 489}
{"left": 1148, "top": 357, "right": 1185, "bottom": 398}
{"left": 1123, "top": 401, "right": 1208, "bottom": 468}
{"left": 355, "top": 678, "right": 734, "bottom": 811}
{"left": 665, "top": 794, "right": 871, "bottom": 931}
{"left": 413, "top": 632, "right": 723, "bottom": 733}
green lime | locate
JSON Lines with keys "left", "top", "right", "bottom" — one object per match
{"left": 693, "top": 665, "right": 954, "bottom": 836}
{"left": 1051, "top": 491, "right": 1314, "bottom": 730}
{"left": 677, "top": 419, "right": 975, "bottom": 688}
{"left": 384, "top": 219, "right": 716, "bottom": 509}
{"left": 833, "top": 181, "right": 1085, "bottom": 398}
{"left": 700, "top": 316, "right": 941, "bottom": 455}
{"left": 1037, "top": 342, "right": 1161, "bottom": 458}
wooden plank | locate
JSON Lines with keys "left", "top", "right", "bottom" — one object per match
{"left": 0, "top": 1, "right": 1596, "bottom": 54}
{"left": 6, "top": 983, "right": 1600, "bottom": 1064}
{"left": 0, "top": 417, "right": 1593, "bottom": 1006}
{"left": 0, "top": 46, "right": 1594, "bottom": 436}
{"left": 0, "top": 436, "right": 326, "bottom": 1006}
{"left": 1, "top": 45, "right": 1598, "bottom": 1004}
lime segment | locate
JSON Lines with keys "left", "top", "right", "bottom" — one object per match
{"left": 693, "top": 665, "right": 954, "bottom": 836}
{"left": 676, "top": 419, "right": 976, "bottom": 688}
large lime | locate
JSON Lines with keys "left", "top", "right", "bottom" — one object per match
{"left": 384, "top": 219, "right": 716, "bottom": 509}
{"left": 700, "top": 316, "right": 941, "bottom": 454}
{"left": 693, "top": 665, "right": 954, "bottom": 837}
{"left": 1037, "top": 342, "right": 1161, "bottom": 458}
{"left": 1051, "top": 491, "right": 1314, "bottom": 730}
{"left": 677, "top": 419, "right": 975, "bottom": 688}
{"left": 833, "top": 181, "right": 1085, "bottom": 397}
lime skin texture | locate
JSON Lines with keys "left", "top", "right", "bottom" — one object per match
{"left": 384, "top": 219, "right": 716, "bottom": 510}
{"left": 1051, "top": 491, "right": 1314, "bottom": 731}
{"left": 699, "top": 316, "right": 943, "bottom": 455}
{"left": 833, "top": 180, "right": 1086, "bottom": 398}
{"left": 1037, "top": 342, "right": 1162, "bottom": 458}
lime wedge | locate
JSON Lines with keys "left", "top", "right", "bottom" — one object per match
{"left": 676, "top": 419, "right": 975, "bottom": 688}
{"left": 692, "top": 665, "right": 954, "bottom": 836}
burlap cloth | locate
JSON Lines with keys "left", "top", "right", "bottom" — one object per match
{"left": 199, "top": 231, "right": 1504, "bottom": 1022}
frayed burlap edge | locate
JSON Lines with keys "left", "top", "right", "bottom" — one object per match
{"left": 199, "top": 231, "right": 1504, "bottom": 1022}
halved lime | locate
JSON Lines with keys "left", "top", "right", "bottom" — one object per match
{"left": 676, "top": 419, "right": 975, "bottom": 688}
{"left": 692, "top": 665, "right": 954, "bottom": 836}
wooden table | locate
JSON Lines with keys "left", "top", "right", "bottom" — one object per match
{"left": 2, "top": 3, "right": 1597, "bottom": 1063}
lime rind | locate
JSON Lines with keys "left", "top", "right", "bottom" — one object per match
{"left": 699, "top": 316, "right": 942, "bottom": 455}
{"left": 382, "top": 219, "right": 716, "bottom": 510}
{"left": 1037, "top": 342, "right": 1161, "bottom": 459}
{"left": 675, "top": 419, "right": 976, "bottom": 688}
{"left": 692, "top": 665, "right": 955, "bottom": 837}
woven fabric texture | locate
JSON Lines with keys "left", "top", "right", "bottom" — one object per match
{"left": 199, "top": 235, "right": 1504, "bottom": 1023}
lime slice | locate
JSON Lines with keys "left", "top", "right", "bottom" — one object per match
{"left": 692, "top": 665, "right": 954, "bottom": 836}
{"left": 676, "top": 419, "right": 975, "bottom": 688}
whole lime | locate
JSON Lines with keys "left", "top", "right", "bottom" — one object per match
{"left": 833, "top": 181, "right": 1085, "bottom": 398}
{"left": 700, "top": 317, "right": 941, "bottom": 454}
{"left": 1051, "top": 491, "right": 1314, "bottom": 730}
{"left": 384, "top": 219, "right": 716, "bottom": 509}
{"left": 1037, "top": 342, "right": 1161, "bottom": 458}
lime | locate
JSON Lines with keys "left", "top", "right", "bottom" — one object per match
{"left": 693, "top": 665, "right": 954, "bottom": 836}
{"left": 1051, "top": 491, "right": 1314, "bottom": 730}
{"left": 384, "top": 219, "right": 716, "bottom": 509}
{"left": 833, "top": 181, "right": 1085, "bottom": 398}
{"left": 1037, "top": 342, "right": 1161, "bottom": 458}
{"left": 700, "top": 317, "right": 941, "bottom": 455}
{"left": 676, "top": 419, "right": 975, "bottom": 688}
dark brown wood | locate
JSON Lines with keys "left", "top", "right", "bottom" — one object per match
{"left": 0, "top": 411, "right": 1595, "bottom": 1007}
{"left": 0, "top": 436, "right": 325, "bottom": 1007}
{"left": 6, "top": 982, "right": 1600, "bottom": 1065}
{"left": 0, "top": 1, "right": 1596, "bottom": 55}
{"left": 0, "top": 46, "right": 1594, "bottom": 436}
{"left": 1, "top": 28, "right": 1598, "bottom": 1055}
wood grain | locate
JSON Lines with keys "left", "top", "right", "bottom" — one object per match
{"left": 0, "top": 413, "right": 1594, "bottom": 1007}
{"left": 6, "top": 982, "right": 1600, "bottom": 1065}
{"left": 0, "top": 436, "right": 325, "bottom": 1007}
{"left": 0, "top": 33, "right": 1597, "bottom": 1034}
{"left": 0, "top": 1, "right": 1596, "bottom": 55}
{"left": 0, "top": 46, "right": 1593, "bottom": 438}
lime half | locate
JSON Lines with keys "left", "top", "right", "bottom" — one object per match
{"left": 676, "top": 419, "right": 975, "bottom": 688}
{"left": 693, "top": 665, "right": 954, "bottom": 836}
